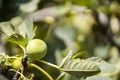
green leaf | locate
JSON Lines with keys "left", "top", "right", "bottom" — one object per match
{"left": 0, "top": 53, "right": 6, "bottom": 64}
{"left": 0, "top": 53, "right": 17, "bottom": 67}
{"left": 27, "top": 73, "right": 34, "bottom": 80}
{"left": 94, "top": 44, "right": 109, "bottom": 59}
{"left": 4, "top": 58, "right": 14, "bottom": 66}
{"left": 19, "top": 18, "right": 35, "bottom": 41}
{"left": 0, "top": 22, "right": 15, "bottom": 36}
{"left": 19, "top": 0, "right": 40, "bottom": 13}
{"left": 86, "top": 57, "right": 116, "bottom": 73}
{"left": 6, "top": 34, "right": 28, "bottom": 47}
{"left": 4, "top": 56, "right": 18, "bottom": 66}
{"left": 61, "top": 59, "right": 100, "bottom": 79}
{"left": 86, "top": 76, "right": 112, "bottom": 80}
{"left": 60, "top": 51, "right": 100, "bottom": 79}
{"left": 54, "top": 27, "right": 76, "bottom": 46}
{"left": 19, "top": 73, "right": 34, "bottom": 80}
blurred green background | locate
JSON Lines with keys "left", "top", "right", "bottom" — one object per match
{"left": 0, "top": 0, "right": 120, "bottom": 80}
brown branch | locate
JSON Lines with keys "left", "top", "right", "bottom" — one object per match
{"left": 12, "top": 69, "right": 21, "bottom": 80}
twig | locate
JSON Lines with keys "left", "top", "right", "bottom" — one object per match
{"left": 30, "top": 63, "right": 54, "bottom": 80}
{"left": 37, "top": 60, "right": 60, "bottom": 69}
{"left": 12, "top": 69, "right": 21, "bottom": 80}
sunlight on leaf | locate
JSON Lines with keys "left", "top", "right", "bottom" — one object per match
{"left": 19, "top": 18, "right": 35, "bottom": 41}
{"left": 86, "top": 57, "right": 116, "bottom": 73}
{"left": 55, "top": 27, "right": 76, "bottom": 46}
{"left": 60, "top": 51, "right": 100, "bottom": 79}
{"left": 6, "top": 34, "right": 28, "bottom": 47}
{"left": 0, "top": 53, "right": 6, "bottom": 64}
{"left": 0, "top": 22, "right": 15, "bottom": 36}
{"left": 19, "top": 0, "right": 40, "bottom": 13}
{"left": 94, "top": 44, "right": 109, "bottom": 59}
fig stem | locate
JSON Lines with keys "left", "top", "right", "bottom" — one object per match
{"left": 19, "top": 45, "right": 26, "bottom": 58}
{"left": 56, "top": 72, "right": 65, "bottom": 80}
{"left": 30, "top": 63, "right": 53, "bottom": 80}
{"left": 37, "top": 60, "right": 60, "bottom": 70}
{"left": 13, "top": 69, "right": 21, "bottom": 80}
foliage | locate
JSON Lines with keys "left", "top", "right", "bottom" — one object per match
{"left": 0, "top": 0, "right": 120, "bottom": 80}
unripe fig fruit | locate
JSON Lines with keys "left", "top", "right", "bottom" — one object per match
{"left": 12, "top": 58, "right": 22, "bottom": 70}
{"left": 26, "top": 39, "right": 47, "bottom": 60}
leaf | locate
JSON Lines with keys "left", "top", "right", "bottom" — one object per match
{"left": 19, "top": 0, "right": 40, "bottom": 13}
{"left": 6, "top": 34, "right": 28, "bottom": 47}
{"left": 27, "top": 73, "right": 34, "bottom": 80}
{"left": 4, "top": 58, "right": 14, "bottom": 66}
{"left": 110, "top": 15, "right": 119, "bottom": 34}
{"left": 56, "top": 2, "right": 71, "bottom": 16}
{"left": 54, "top": 27, "right": 76, "bottom": 46}
{"left": 86, "top": 57, "right": 116, "bottom": 73}
{"left": 19, "top": 18, "right": 35, "bottom": 41}
{"left": 59, "top": 50, "right": 73, "bottom": 67}
{"left": 19, "top": 73, "right": 34, "bottom": 80}
{"left": 0, "top": 22, "right": 15, "bottom": 36}
{"left": 4, "top": 56, "right": 18, "bottom": 66}
{"left": 0, "top": 53, "right": 17, "bottom": 67}
{"left": 61, "top": 59, "right": 100, "bottom": 79}
{"left": 0, "top": 53, "right": 6, "bottom": 64}
{"left": 86, "top": 76, "right": 112, "bottom": 80}
{"left": 72, "top": 14, "right": 94, "bottom": 35}
{"left": 61, "top": 73, "right": 79, "bottom": 80}
{"left": 60, "top": 51, "right": 100, "bottom": 79}
{"left": 94, "top": 44, "right": 109, "bottom": 59}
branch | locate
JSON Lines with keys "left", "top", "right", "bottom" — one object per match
{"left": 30, "top": 63, "right": 54, "bottom": 80}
